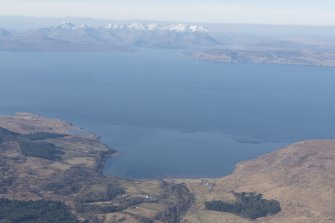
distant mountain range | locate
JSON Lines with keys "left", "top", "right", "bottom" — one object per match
{"left": 1, "top": 21, "right": 335, "bottom": 67}
{"left": 0, "top": 22, "right": 219, "bottom": 51}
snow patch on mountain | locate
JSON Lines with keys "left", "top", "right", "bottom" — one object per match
{"left": 54, "top": 22, "right": 89, "bottom": 31}
{"left": 103, "top": 23, "right": 209, "bottom": 33}
{"left": 53, "top": 22, "right": 209, "bottom": 34}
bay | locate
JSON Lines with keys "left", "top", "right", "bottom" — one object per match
{"left": 1, "top": 50, "right": 335, "bottom": 178}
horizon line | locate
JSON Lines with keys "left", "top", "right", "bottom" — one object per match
{"left": 1, "top": 15, "right": 335, "bottom": 28}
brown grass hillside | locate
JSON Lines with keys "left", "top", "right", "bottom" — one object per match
{"left": 177, "top": 140, "right": 335, "bottom": 223}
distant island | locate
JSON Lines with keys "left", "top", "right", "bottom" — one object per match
{"left": 1, "top": 22, "right": 335, "bottom": 67}
{"left": 191, "top": 48, "right": 335, "bottom": 67}
{"left": 0, "top": 113, "right": 334, "bottom": 223}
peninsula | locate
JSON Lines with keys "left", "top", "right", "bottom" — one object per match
{"left": 0, "top": 113, "right": 334, "bottom": 223}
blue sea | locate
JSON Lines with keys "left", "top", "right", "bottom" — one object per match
{"left": 1, "top": 49, "right": 335, "bottom": 178}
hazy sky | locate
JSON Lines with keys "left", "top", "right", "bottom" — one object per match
{"left": 1, "top": 0, "right": 335, "bottom": 25}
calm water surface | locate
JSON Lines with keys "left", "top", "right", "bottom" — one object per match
{"left": 1, "top": 50, "right": 335, "bottom": 178}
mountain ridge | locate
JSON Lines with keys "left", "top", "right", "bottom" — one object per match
{"left": 176, "top": 140, "right": 335, "bottom": 223}
{"left": 0, "top": 22, "right": 218, "bottom": 50}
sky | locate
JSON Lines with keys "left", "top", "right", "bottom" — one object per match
{"left": 0, "top": 0, "right": 335, "bottom": 26}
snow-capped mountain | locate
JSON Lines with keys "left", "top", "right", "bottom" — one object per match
{"left": 100, "top": 22, "right": 217, "bottom": 48}
{"left": 0, "top": 22, "right": 220, "bottom": 51}
{"left": 51, "top": 22, "right": 90, "bottom": 31}
{"left": 102, "top": 23, "right": 209, "bottom": 33}
{"left": 55, "top": 21, "right": 78, "bottom": 30}
{"left": 40, "top": 22, "right": 100, "bottom": 44}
